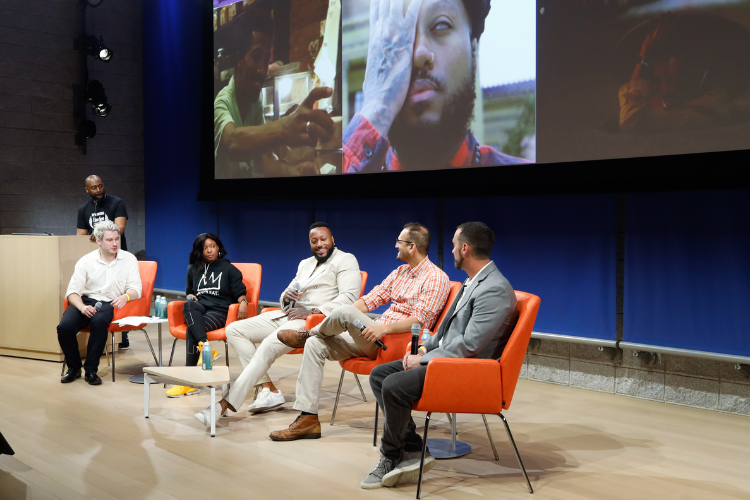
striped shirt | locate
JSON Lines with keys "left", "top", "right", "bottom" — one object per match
{"left": 362, "top": 257, "right": 450, "bottom": 330}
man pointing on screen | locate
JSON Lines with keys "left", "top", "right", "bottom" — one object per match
{"left": 343, "top": 0, "right": 528, "bottom": 173}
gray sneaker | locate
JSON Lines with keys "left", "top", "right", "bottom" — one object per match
{"left": 382, "top": 450, "right": 436, "bottom": 487}
{"left": 361, "top": 454, "right": 399, "bottom": 489}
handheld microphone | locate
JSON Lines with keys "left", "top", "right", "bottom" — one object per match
{"left": 94, "top": 301, "right": 102, "bottom": 312}
{"left": 289, "top": 282, "right": 300, "bottom": 308}
{"left": 410, "top": 323, "right": 421, "bottom": 355}
{"left": 353, "top": 319, "right": 387, "bottom": 350}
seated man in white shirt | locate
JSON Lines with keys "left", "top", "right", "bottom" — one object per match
{"left": 58, "top": 221, "right": 142, "bottom": 385}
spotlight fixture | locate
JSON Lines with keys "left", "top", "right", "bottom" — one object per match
{"left": 86, "top": 80, "right": 112, "bottom": 117}
{"left": 75, "top": 120, "right": 97, "bottom": 145}
{"left": 87, "top": 0, "right": 103, "bottom": 7}
{"left": 74, "top": 34, "right": 112, "bottom": 61}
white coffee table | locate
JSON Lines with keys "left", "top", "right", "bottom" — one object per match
{"left": 143, "top": 366, "right": 230, "bottom": 437}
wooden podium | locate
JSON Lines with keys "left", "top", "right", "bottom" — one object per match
{"left": 0, "top": 235, "right": 96, "bottom": 361}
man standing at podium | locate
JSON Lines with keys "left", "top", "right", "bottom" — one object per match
{"left": 76, "top": 174, "right": 132, "bottom": 349}
{"left": 58, "top": 221, "right": 141, "bottom": 385}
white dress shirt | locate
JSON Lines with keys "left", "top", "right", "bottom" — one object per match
{"left": 66, "top": 249, "right": 142, "bottom": 302}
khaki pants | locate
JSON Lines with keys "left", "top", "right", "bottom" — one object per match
{"left": 293, "top": 305, "right": 380, "bottom": 413}
{"left": 224, "top": 314, "right": 306, "bottom": 411}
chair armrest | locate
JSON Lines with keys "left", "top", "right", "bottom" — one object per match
{"left": 226, "top": 303, "right": 240, "bottom": 325}
{"left": 416, "top": 358, "right": 504, "bottom": 414}
{"left": 305, "top": 313, "right": 325, "bottom": 330}
{"left": 168, "top": 301, "right": 186, "bottom": 329}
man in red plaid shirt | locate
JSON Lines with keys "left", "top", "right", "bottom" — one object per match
{"left": 270, "top": 222, "right": 450, "bottom": 441}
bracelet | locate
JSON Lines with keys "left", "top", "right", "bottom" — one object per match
{"left": 239, "top": 298, "right": 248, "bottom": 304}
{"left": 418, "top": 345, "right": 427, "bottom": 353}
{"left": 125, "top": 293, "right": 131, "bottom": 302}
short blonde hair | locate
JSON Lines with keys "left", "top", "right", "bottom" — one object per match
{"left": 93, "top": 220, "right": 120, "bottom": 241}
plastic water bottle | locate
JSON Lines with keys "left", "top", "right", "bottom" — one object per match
{"left": 159, "top": 296, "right": 168, "bottom": 319}
{"left": 421, "top": 328, "right": 431, "bottom": 343}
{"left": 202, "top": 341, "right": 213, "bottom": 370}
{"left": 154, "top": 296, "right": 163, "bottom": 318}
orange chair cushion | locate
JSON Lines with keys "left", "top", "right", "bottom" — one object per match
{"left": 412, "top": 358, "right": 504, "bottom": 414}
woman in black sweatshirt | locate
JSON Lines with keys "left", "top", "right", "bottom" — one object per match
{"left": 166, "top": 233, "right": 247, "bottom": 398}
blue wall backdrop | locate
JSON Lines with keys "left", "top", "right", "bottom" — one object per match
{"left": 625, "top": 190, "right": 750, "bottom": 357}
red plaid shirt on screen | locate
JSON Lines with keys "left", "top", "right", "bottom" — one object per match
{"left": 362, "top": 257, "right": 450, "bottom": 331}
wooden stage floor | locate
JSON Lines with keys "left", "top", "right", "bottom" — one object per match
{"left": 1, "top": 324, "right": 749, "bottom": 500}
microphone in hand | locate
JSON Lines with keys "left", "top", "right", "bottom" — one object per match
{"left": 353, "top": 319, "right": 387, "bottom": 350}
{"left": 289, "top": 282, "right": 301, "bottom": 308}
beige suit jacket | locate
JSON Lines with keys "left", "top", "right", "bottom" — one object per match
{"left": 264, "top": 248, "right": 361, "bottom": 319}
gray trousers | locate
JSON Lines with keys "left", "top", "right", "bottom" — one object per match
{"left": 370, "top": 359, "right": 428, "bottom": 460}
{"left": 293, "top": 305, "right": 380, "bottom": 413}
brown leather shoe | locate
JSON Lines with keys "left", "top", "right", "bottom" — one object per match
{"left": 277, "top": 329, "right": 312, "bottom": 349}
{"left": 269, "top": 414, "right": 321, "bottom": 441}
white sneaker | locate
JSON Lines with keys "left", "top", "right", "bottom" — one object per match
{"left": 247, "top": 387, "right": 285, "bottom": 414}
{"left": 194, "top": 402, "right": 223, "bottom": 428}
{"left": 382, "top": 450, "right": 436, "bottom": 487}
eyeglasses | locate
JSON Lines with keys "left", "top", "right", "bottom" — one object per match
{"left": 395, "top": 239, "right": 413, "bottom": 246}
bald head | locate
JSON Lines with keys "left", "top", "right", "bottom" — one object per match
{"left": 84, "top": 175, "right": 105, "bottom": 201}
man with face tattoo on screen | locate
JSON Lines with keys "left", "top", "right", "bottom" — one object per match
{"left": 342, "top": 0, "right": 529, "bottom": 173}
{"left": 214, "top": 9, "right": 335, "bottom": 178}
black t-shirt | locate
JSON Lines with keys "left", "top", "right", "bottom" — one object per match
{"left": 76, "top": 194, "right": 129, "bottom": 250}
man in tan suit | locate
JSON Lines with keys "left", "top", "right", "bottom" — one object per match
{"left": 194, "top": 222, "right": 361, "bottom": 427}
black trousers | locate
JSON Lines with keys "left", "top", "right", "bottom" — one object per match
{"left": 183, "top": 301, "right": 226, "bottom": 366}
{"left": 57, "top": 296, "right": 114, "bottom": 374}
{"left": 370, "top": 359, "right": 428, "bottom": 460}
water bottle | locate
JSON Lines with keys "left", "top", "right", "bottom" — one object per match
{"left": 202, "top": 341, "right": 213, "bottom": 370}
{"left": 154, "top": 296, "right": 162, "bottom": 318}
{"left": 160, "top": 296, "right": 168, "bottom": 319}
{"left": 421, "top": 328, "right": 431, "bottom": 343}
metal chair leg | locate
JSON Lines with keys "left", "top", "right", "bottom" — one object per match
{"left": 499, "top": 413, "right": 533, "bottom": 494}
{"left": 141, "top": 329, "right": 158, "bottom": 366}
{"left": 353, "top": 373, "right": 367, "bottom": 402}
{"left": 61, "top": 359, "right": 66, "bottom": 376}
{"left": 330, "top": 368, "right": 346, "bottom": 425}
{"left": 417, "top": 412, "right": 432, "bottom": 499}
{"left": 373, "top": 403, "right": 379, "bottom": 447}
{"left": 165, "top": 338, "right": 178, "bottom": 388}
{"left": 111, "top": 332, "right": 116, "bottom": 382}
{"left": 482, "top": 414, "right": 500, "bottom": 461}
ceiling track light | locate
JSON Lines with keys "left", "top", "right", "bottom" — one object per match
{"left": 74, "top": 34, "right": 112, "bottom": 61}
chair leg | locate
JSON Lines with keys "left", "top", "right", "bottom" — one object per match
{"left": 499, "top": 413, "right": 533, "bottom": 494}
{"left": 373, "top": 403, "right": 379, "bottom": 447}
{"left": 417, "top": 412, "right": 432, "bottom": 499}
{"left": 111, "top": 332, "right": 116, "bottom": 382}
{"left": 353, "top": 373, "right": 367, "bottom": 402}
{"left": 165, "top": 338, "right": 178, "bottom": 388}
{"left": 141, "top": 329, "right": 158, "bottom": 366}
{"left": 481, "top": 414, "right": 500, "bottom": 461}
{"left": 61, "top": 358, "right": 66, "bottom": 376}
{"left": 330, "top": 368, "right": 346, "bottom": 425}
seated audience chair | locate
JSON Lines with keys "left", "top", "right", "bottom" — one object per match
{"left": 62, "top": 261, "right": 158, "bottom": 382}
{"left": 411, "top": 290, "right": 540, "bottom": 498}
{"left": 167, "top": 263, "right": 261, "bottom": 379}
{"left": 331, "top": 281, "right": 465, "bottom": 440}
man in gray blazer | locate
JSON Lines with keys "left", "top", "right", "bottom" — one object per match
{"left": 194, "top": 222, "right": 361, "bottom": 426}
{"left": 361, "top": 221, "right": 519, "bottom": 489}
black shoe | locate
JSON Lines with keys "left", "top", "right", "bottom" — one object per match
{"left": 85, "top": 372, "right": 102, "bottom": 385}
{"left": 118, "top": 332, "right": 130, "bottom": 350}
{"left": 61, "top": 368, "right": 82, "bottom": 383}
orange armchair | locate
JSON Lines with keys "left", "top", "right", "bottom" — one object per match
{"left": 331, "top": 281, "right": 465, "bottom": 436}
{"left": 260, "top": 271, "right": 368, "bottom": 355}
{"left": 167, "top": 263, "right": 261, "bottom": 375}
{"left": 62, "top": 261, "right": 158, "bottom": 382}
{"left": 411, "top": 291, "right": 540, "bottom": 498}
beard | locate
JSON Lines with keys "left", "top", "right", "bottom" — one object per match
{"left": 389, "top": 60, "right": 476, "bottom": 170}
{"left": 312, "top": 246, "right": 335, "bottom": 264}
{"left": 453, "top": 253, "right": 464, "bottom": 270}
